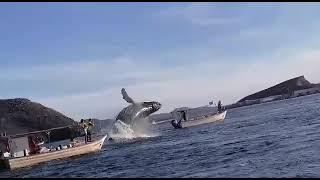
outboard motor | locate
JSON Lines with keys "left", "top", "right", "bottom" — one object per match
{"left": 171, "top": 120, "right": 182, "bottom": 129}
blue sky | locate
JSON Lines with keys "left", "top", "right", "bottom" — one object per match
{"left": 1, "top": 2, "right": 320, "bottom": 120}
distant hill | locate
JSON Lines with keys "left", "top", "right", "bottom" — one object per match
{"left": 238, "top": 76, "right": 315, "bottom": 102}
{"left": 313, "top": 83, "right": 320, "bottom": 87}
{"left": 0, "top": 98, "right": 77, "bottom": 141}
{"left": 149, "top": 113, "right": 172, "bottom": 122}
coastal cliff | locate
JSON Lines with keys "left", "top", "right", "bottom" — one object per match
{"left": 0, "top": 98, "right": 77, "bottom": 140}
{"left": 238, "top": 76, "right": 314, "bottom": 102}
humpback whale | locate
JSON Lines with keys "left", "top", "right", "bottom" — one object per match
{"left": 115, "top": 88, "right": 161, "bottom": 126}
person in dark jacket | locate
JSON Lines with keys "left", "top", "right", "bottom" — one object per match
{"left": 218, "top": 100, "right": 222, "bottom": 113}
{"left": 181, "top": 111, "right": 187, "bottom": 121}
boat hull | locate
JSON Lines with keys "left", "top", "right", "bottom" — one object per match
{"left": 178, "top": 110, "right": 227, "bottom": 128}
{"left": 1, "top": 134, "right": 108, "bottom": 170}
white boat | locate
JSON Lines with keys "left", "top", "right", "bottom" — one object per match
{"left": 0, "top": 132, "right": 108, "bottom": 170}
{"left": 171, "top": 110, "right": 227, "bottom": 129}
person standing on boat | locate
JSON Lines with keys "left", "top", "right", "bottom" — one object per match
{"left": 80, "top": 119, "right": 89, "bottom": 143}
{"left": 181, "top": 111, "right": 187, "bottom": 121}
{"left": 87, "top": 119, "right": 94, "bottom": 142}
{"left": 217, "top": 100, "right": 223, "bottom": 113}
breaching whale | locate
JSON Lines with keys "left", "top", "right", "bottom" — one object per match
{"left": 115, "top": 88, "right": 161, "bottom": 126}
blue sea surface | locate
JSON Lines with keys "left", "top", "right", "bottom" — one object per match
{"left": 1, "top": 94, "right": 320, "bottom": 178}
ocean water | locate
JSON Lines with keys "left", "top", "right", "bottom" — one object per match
{"left": 1, "top": 94, "right": 320, "bottom": 178}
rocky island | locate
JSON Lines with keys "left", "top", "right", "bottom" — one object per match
{"left": 0, "top": 98, "right": 78, "bottom": 141}
{"left": 226, "top": 75, "right": 320, "bottom": 109}
{"left": 150, "top": 75, "right": 320, "bottom": 124}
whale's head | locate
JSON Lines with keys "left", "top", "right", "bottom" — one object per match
{"left": 116, "top": 101, "right": 162, "bottom": 125}
{"left": 144, "top": 101, "right": 162, "bottom": 112}
{"left": 139, "top": 101, "right": 162, "bottom": 117}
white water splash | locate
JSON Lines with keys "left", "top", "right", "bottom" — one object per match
{"left": 109, "top": 119, "right": 159, "bottom": 140}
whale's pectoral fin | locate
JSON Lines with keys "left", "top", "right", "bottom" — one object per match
{"left": 121, "top": 88, "right": 135, "bottom": 104}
